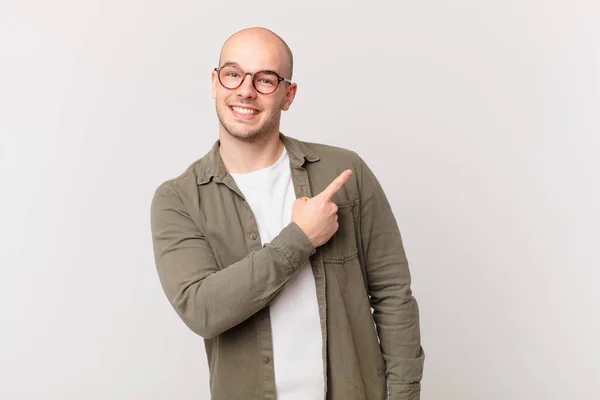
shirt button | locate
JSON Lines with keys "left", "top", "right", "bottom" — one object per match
{"left": 250, "top": 233, "right": 258, "bottom": 240}
{"left": 263, "top": 356, "right": 270, "bottom": 364}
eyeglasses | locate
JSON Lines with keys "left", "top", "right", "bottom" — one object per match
{"left": 214, "top": 65, "right": 292, "bottom": 95}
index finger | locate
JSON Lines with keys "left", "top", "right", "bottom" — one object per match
{"left": 317, "top": 169, "right": 352, "bottom": 201}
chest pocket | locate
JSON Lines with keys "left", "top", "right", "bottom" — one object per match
{"left": 321, "top": 198, "right": 359, "bottom": 263}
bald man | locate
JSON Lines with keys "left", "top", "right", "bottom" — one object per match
{"left": 151, "top": 27, "right": 424, "bottom": 400}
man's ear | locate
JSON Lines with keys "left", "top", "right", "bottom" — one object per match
{"left": 281, "top": 83, "right": 298, "bottom": 111}
{"left": 211, "top": 70, "right": 219, "bottom": 99}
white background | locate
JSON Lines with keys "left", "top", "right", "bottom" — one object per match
{"left": 1, "top": 1, "right": 599, "bottom": 399}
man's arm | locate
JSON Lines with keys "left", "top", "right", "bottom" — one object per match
{"left": 150, "top": 184, "right": 315, "bottom": 339}
{"left": 355, "top": 154, "right": 425, "bottom": 400}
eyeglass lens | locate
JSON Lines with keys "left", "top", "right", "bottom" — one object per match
{"left": 219, "top": 66, "right": 280, "bottom": 94}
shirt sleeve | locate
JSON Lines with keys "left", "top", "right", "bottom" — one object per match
{"left": 150, "top": 183, "right": 316, "bottom": 339}
{"left": 355, "top": 153, "right": 425, "bottom": 400}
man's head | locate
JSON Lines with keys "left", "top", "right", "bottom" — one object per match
{"left": 212, "top": 27, "right": 296, "bottom": 143}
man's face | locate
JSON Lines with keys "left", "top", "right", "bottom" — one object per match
{"left": 212, "top": 34, "right": 296, "bottom": 143}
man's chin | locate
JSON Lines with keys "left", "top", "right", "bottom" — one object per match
{"left": 226, "top": 128, "right": 268, "bottom": 143}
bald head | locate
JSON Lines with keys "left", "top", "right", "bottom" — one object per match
{"left": 219, "top": 27, "right": 294, "bottom": 79}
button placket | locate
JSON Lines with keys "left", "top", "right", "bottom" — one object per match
{"left": 291, "top": 164, "right": 329, "bottom": 397}
{"left": 256, "top": 309, "right": 276, "bottom": 397}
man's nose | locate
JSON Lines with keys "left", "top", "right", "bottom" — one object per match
{"left": 236, "top": 74, "right": 257, "bottom": 98}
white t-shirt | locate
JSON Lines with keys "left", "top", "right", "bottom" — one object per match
{"left": 230, "top": 147, "right": 325, "bottom": 400}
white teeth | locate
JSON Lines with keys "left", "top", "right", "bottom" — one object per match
{"left": 232, "top": 106, "right": 258, "bottom": 115}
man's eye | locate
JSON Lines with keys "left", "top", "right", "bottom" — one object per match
{"left": 260, "top": 79, "right": 274, "bottom": 85}
{"left": 228, "top": 73, "right": 239, "bottom": 78}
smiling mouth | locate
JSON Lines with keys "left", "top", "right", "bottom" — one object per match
{"left": 230, "top": 106, "right": 259, "bottom": 116}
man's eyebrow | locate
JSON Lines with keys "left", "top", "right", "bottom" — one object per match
{"left": 220, "top": 61, "right": 240, "bottom": 68}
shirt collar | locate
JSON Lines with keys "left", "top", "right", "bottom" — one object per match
{"left": 196, "top": 132, "right": 320, "bottom": 185}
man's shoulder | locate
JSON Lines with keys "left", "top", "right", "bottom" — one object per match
{"left": 153, "top": 156, "right": 204, "bottom": 197}
{"left": 292, "top": 136, "right": 360, "bottom": 164}
{"left": 303, "top": 140, "right": 356, "bottom": 155}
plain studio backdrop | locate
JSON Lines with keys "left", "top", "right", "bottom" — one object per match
{"left": 1, "top": 1, "right": 599, "bottom": 399}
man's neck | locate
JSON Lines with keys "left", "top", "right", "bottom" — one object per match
{"left": 218, "top": 131, "right": 284, "bottom": 174}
